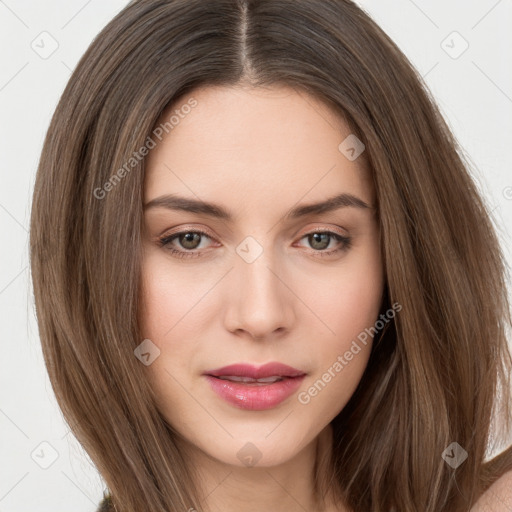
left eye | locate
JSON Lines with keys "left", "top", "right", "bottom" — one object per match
{"left": 296, "top": 231, "right": 349, "bottom": 252}
{"left": 158, "top": 229, "right": 351, "bottom": 259}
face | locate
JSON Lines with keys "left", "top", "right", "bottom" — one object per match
{"left": 139, "top": 84, "right": 384, "bottom": 469}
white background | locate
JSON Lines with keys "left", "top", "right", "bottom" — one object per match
{"left": 1, "top": 1, "right": 511, "bottom": 511}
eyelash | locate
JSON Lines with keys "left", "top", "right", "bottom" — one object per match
{"left": 157, "top": 228, "right": 352, "bottom": 260}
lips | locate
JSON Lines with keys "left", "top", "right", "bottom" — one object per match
{"left": 203, "top": 362, "right": 307, "bottom": 410}
{"left": 204, "top": 362, "right": 306, "bottom": 380}
{"left": 216, "top": 375, "right": 283, "bottom": 384}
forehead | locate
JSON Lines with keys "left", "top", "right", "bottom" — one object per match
{"left": 143, "top": 85, "right": 374, "bottom": 214}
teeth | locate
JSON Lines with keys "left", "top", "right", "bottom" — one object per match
{"left": 218, "top": 375, "right": 284, "bottom": 383}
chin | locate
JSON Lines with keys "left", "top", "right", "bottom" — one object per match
{"left": 189, "top": 428, "right": 316, "bottom": 469}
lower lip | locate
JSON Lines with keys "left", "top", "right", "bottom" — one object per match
{"left": 204, "top": 375, "right": 306, "bottom": 410}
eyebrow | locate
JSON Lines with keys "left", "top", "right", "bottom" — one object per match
{"left": 143, "top": 192, "right": 373, "bottom": 220}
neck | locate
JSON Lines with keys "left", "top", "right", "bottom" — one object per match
{"left": 180, "top": 423, "right": 347, "bottom": 512}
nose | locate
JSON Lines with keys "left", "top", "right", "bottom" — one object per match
{"left": 223, "top": 244, "right": 296, "bottom": 341}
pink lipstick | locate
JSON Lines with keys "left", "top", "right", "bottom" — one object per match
{"left": 203, "top": 362, "right": 306, "bottom": 411}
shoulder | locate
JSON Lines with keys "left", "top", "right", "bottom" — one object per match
{"left": 96, "top": 493, "right": 115, "bottom": 512}
{"left": 471, "top": 469, "right": 512, "bottom": 511}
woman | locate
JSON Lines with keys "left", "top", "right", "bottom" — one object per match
{"left": 30, "top": 1, "right": 512, "bottom": 511}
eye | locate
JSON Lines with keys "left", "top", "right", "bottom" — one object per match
{"left": 295, "top": 230, "right": 352, "bottom": 257}
{"left": 158, "top": 229, "right": 215, "bottom": 259}
{"left": 157, "top": 228, "right": 352, "bottom": 259}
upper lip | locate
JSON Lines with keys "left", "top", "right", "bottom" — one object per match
{"left": 204, "top": 362, "right": 306, "bottom": 379}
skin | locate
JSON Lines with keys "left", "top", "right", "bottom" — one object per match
{"left": 139, "top": 84, "right": 385, "bottom": 512}
{"left": 470, "top": 470, "right": 512, "bottom": 511}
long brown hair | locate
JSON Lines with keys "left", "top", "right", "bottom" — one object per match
{"left": 29, "top": 0, "right": 512, "bottom": 510}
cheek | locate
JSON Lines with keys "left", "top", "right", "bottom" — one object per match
{"left": 139, "top": 252, "right": 212, "bottom": 344}
{"left": 137, "top": 258, "right": 204, "bottom": 402}
{"left": 138, "top": 261, "right": 201, "bottom": 428}
{"left": 309, "top": 246, "right": 384, "bottom": 347}
{"left": 335, "top": 267, "right": 383, "bottom": 339}
{"left": 300, "top": 250, "right": 384, "bottom": 407}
